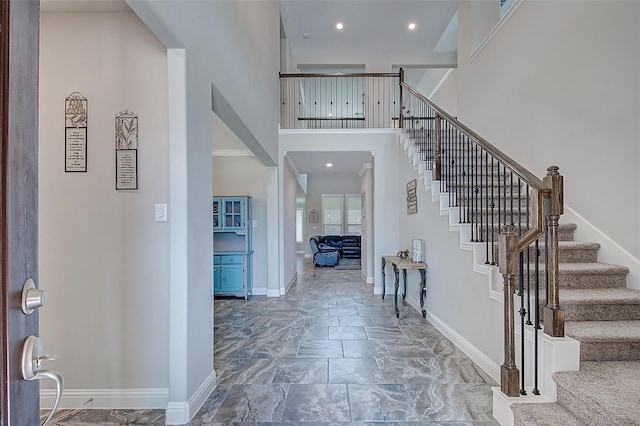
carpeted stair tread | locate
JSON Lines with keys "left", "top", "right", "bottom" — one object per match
{"left": 554, "top": 361, "right": 640, "bottom": 424}
{"left": 511, "top": 402, "right": 585, "bottom": 426}
{"left": 560, "top": 288, "right": 640, "bottom": 321}
{"left": 565, "top": 320, "right": 640, "bottom": 342}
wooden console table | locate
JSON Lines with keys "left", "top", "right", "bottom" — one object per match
{"left": 381, "top": 255, "right": 427, "bottom": 319}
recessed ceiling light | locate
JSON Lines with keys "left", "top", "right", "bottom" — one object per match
{"left": 302, "top": 32, "right": 309, "bottom": 39}
{"left": 408, "top": 22, "right": 416, "bottom": 30}
{"left": 326, "top": 163, "right": 333, "bottom": 168}
{"left": 336, "top": 22, "right": 344, "bottom": 30}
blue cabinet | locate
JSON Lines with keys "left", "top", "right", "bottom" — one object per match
{"left": 213, "top": 256, "right": 221, "bottom": 292}
{"left": 213, "top": 196, "right": 253, "bottom": 299}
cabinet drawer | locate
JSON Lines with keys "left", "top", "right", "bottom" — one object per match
{"left": 213, "top": 255, "right": 221, "bottom": 265}
{"left": 221, "top": 255, "right": 243, "bottom": 265}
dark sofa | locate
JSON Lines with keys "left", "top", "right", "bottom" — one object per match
{"left": 312, "top": 235, "right": 361, "bottom": 259}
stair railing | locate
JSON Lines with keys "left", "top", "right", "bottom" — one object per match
{"left": 401, "top": 81, "right": 565, "bottom": 397}
{"left": 280, "top": 72, "right": 400, "bottom": 129}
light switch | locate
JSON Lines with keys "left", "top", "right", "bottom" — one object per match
{"left": 252, "top": 220, "right": 257, "bottom": 228}
{"left": 155, "top": 203, "right": 168, "bottom": 222}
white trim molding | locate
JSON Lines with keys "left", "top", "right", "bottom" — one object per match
{"left": 41, "top": 387, "right": 169, "bottom": 410}
{"left": 468, "top": 0, "right": 525, "bottom": 63}
{"left": 166, "top": 370, "right": 217, "bottom": 424}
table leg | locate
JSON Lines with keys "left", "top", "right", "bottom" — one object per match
{"left": 381, "top": 257, "right": 386, "bottom": 300}
{"left": 392, "top": 264, "right": 400, "bottom": 318}
{"left": 402, "top": 269, "right": 407, "bottom": 300}
{"left": 419, "top": 268, "right": 427, "bottom": 318}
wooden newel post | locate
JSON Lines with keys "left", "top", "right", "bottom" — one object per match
{"left": 499, "top": 224, "right": 520, "bottom": 397}
{"left": 543, "top": 165, "right": 565, "bottom": 337}
{"left": 433, "top": 114, "right": 442, "bottom": 181}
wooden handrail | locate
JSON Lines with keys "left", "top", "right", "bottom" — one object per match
{"left": 401, "top": 82, "right": 545, "bottom": 190}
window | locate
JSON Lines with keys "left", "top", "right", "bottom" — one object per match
{"left": 322, "top": 195, "right": 343, "bottom": 235}
{"left": 321, "top": 194, "right": 361, "bottom": 235}
{"left": 296, "top": 208, "right": 303, "bottom": 243}
{"left": 346, "top": 194, "right": 362, "bottom": 235}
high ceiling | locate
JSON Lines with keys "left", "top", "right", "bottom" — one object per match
{"left": 279, "top": 0, "right": 458, "bottom": 65}
{"left": 280, "top": 0, "right": 457, "bottom": 175}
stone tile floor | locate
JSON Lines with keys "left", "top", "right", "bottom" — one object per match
{"left": 45, "top": 259, "right": 499, "bottom": 425}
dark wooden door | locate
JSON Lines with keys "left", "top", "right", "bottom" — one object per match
{"left": 0, "top": 0, "right": 41, "bottom": 424}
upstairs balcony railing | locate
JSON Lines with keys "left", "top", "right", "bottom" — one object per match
{"left": 279, "top": 70, "right": 565, "bottom": 399}
{"left": 279, "top": 72, "right": 400, "bottom": 129}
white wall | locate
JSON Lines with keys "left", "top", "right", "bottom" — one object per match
{"left": 282, "top": 159, "right": 299, "bottom": 291}
{"left": 360, "top": 164, "right": 375, "bottom": 283}
{"left": 456, "top": 1, "right": 640, "bottom": 271}
{"left": 39, "top": 11, "right": 170, "bottom": 407}
{"left": 280, "top": 130, "right": 400, "bottom": 292}
{"left": 128, "top": 0, "right": 280, "bottom": 166}
{"left": 212, "top": 155, "right": 269, "bottom": 295}
{"left": 429, "top": 69, "right": 458, "bottom": 117}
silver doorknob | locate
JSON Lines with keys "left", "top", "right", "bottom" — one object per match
{"left": 22, "top": 278, "right": 47, "bottom": 314}
{"left": 22, "top": 335, "right": 63, "bottom": 426}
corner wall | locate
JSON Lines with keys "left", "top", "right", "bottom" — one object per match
{"left": 39, "top": 11, "right": 170, "bottom": 407}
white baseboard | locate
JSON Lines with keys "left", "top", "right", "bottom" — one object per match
{"left": 425, "top": 307, "right": 500, "bottom": 383}
{"left": 41, "top": 387, "right": 169, "bottom": 410}
{"left": 252, "top": 287, "right": 267, "bottom": 296}
{"left": 166, "top": 370, "right": 217, "bottom": 424}
{"left": 267, "top": 288, "right": 281, "bottom": 297}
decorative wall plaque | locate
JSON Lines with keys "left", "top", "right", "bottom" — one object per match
{"left": 65, "top": 92, "right": 88, "bottom": 172}
{"left": 115, "top": 110, "right": 138, "bottom": 190}
{"left": 309, "top": 209, "right": 319, "bottom": 223}
{"left": 406, "top": 179, "right": 417, "bottom": 214}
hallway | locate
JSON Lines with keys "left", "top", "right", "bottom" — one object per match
{"left": 46, "top": 259, "right": 498, "bottom": 424}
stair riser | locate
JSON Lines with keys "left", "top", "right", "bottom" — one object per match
{"left": 560, "top": 273, "right": 628, "bottom": 289}
{"left": 560, "top": 303, "right": 640, "bottom": 322}
{"left": 493, "top": 247, "right": 598, "bottom": 265}
{"left": 579, "top": 341, "right": 640, "bottom": 361}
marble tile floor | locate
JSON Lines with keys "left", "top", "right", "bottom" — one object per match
{"left": 45, "top": 259, "right": 499, "bottom": 425}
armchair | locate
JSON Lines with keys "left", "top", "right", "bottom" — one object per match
{"left": 309, "top": 236, "right": 339, "bottom": 267}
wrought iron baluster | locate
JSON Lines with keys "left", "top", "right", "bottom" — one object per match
{"left": 533, "top": 237, "right": 541, "bottom": 395}
{"left": 519, "top": 248, "right": 527, "bottom": 396}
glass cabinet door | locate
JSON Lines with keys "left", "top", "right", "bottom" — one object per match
{"left": 223, "top": 198, "right": 245, "bottom": 230}
{"left": 213, "top": 198, "right": 222, "bottom": 230}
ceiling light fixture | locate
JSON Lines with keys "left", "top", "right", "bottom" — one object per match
{"left": 326, "top": 163, "right": 333, "bottom": 168}
{"left": 408, "top": 22, "right": 416, "bottom": 30}
{"left": 336, "top": 22, "right": 344, "bottom": 30}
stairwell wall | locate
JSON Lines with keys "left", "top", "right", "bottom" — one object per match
{"left": 455, "top": 1, "right": 640, "bottom": 284}
{"left": 396, "top": 161, "right": 502, "bottom": 376}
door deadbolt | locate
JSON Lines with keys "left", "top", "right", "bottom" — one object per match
{"left": 22, "top": 278, "right": 47, "bottom": 314}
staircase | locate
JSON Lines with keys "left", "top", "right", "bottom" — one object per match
{"left": 400, "top": 128, "right": 640, "bottom": 425}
